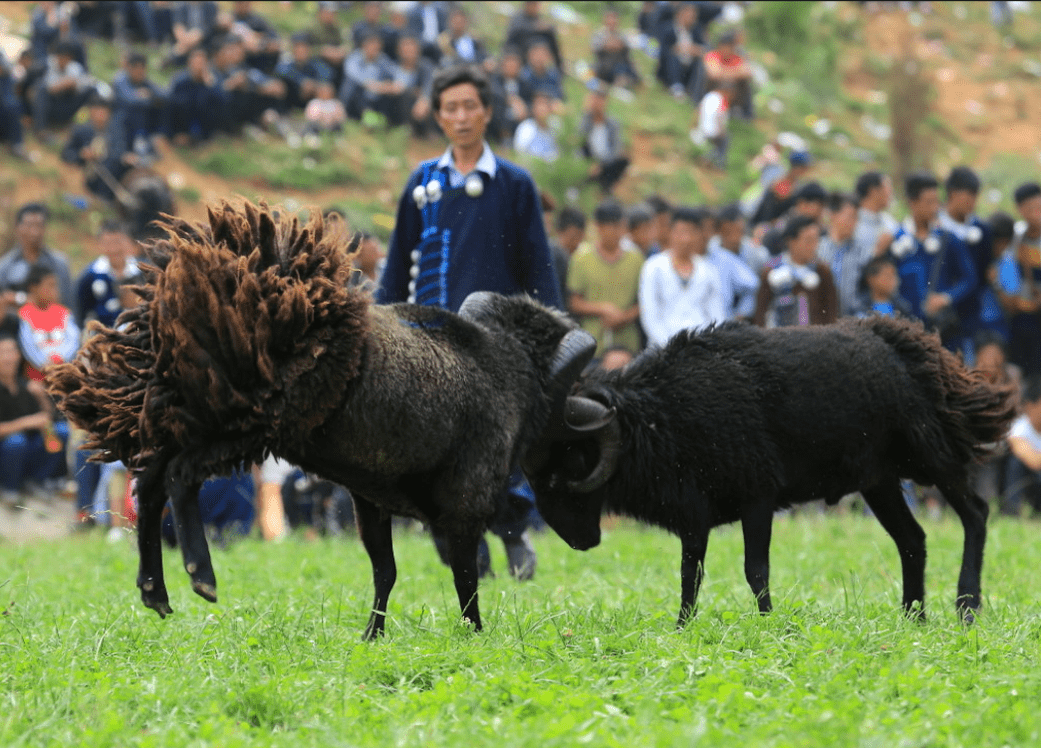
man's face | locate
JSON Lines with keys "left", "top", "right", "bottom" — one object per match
{"left": 188, "top": 50, "right": 208, "bottom": 78}
{"left": 16, "top": 211, "right": 46, "bottom": 250}
{"left": 795, "top": 199, "right": 824, "bottom": 222}
{"left": 717, "top": 219, "right": 744, "bottom": 251}
{"left": 501, "top": 53, "right": 521, "bottom": 78}
{"left": 128, "top": 62, "right": 147, "bottom": 83}
{"left": 1017, "top": 195, "right": 1041, "bottom": 231}
{"left": 528, "top": 45, "right": 550, "bottom": 73}
{"left": 910, "top": 187, "right": 940, "bottom": 225}
{"left": 434, "top": 83, "right": 491, "bottom": 150}
{"left": 397, "top": 37, "right": 419, "bottom": 66}
{"left": 831, "top": 203, "right": 857, "bottom": 240}
{"left": 629, "top": 221, "right": 653, "bottom": 251}
{"left": 449, "top": 10, "right": 467, "bottom": 35}
{"left": 0, "top": 338, "right": 21, "bottom": 380}
{"left": 531, "top": 94, "right": 551, "bottom": 123}
{"left": 362, "top": 36, "right": 382, "bottom": 61}
{"left": 559, "top": 225, "right": 585, "bottom": 253}
{"left": 32, "top": 275, "right": 59, "bottom": 307}
{"left": 788, "top": 225, "right": 819, "bottom": 265}
{"left": 868, "top": 262, "right": 898, "bottom": 299}
{"left": 88, "top": 103, "right": 110, "bottom": 129}
{"left": 947, "top": 189, "right": 977, "bottom": 219}
{"left": 669, "top": 219, "right": 703, "bottom": 256}
{"left": 597, "top": 220, "right": 624, "bottom": 251}
{"left": 293, "top": 41, "right": 311, "bottom": 63}
{"left": 98, "top": 231, "right": 130, "bottom": 266}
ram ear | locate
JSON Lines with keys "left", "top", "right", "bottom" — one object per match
{"left": 457, "top": 291, "right": 498, "bottom": 321}
{"left": 548, "top": 329, "right": 597, "bottom": 410}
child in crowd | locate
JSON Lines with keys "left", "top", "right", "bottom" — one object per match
{"left": 1004, "top": 376, "right": 1041, "bottom": 517}
{"left": 18, "top": 264, "right": 80, "bottom": 382}
{"left": 856, "top": 255, "right": 910, "bottom": 317}
{"left": 304, "top": 81, "right": 347, "bottom": 133}
{"left": 697, "top": 78, "right": 730, "bottom": 170}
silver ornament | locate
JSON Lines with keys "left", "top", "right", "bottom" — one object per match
{"left": 464, "top": 174, "right": 483, "bottom": 198}
{"left": 425, "top": 180, "right": 443, "bottom": 202}
{"left": 412, "top": 185, "right": 427, "bottom": 208}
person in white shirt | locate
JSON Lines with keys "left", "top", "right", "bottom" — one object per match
{"left": 639, "top": 206, "right": 725, "bottom": 348}
{"left": 698, "top": 79, "right": 730, "bottom": 169}
{"left": 1004, "top": 376, "right": 1041, "bottom": 516}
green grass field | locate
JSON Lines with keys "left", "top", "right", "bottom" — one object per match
{"left": 2, "top": 514, "right": 1041, "bottom": 747}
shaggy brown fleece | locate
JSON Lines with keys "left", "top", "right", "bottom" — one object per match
{"left": 47, "top": 201, "right": 370, "bottom": 479}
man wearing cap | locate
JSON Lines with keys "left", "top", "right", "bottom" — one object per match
{"left": 378, "top": 64, "right": 560, "bottom": 580}
{"left": 751, "top": 150, "right": 813, "bottom": 227}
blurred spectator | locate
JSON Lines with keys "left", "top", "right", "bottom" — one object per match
{"left": 658, "top": 1, "right": 705, "bottom": 100}
{"left": 225, "top": 0, "right": 283, "bottom": 75}
{"left": 17, "top": 264, "right": 80, "bottom": 383}
{"left": 816, "top": 192, "right": 870, "bottom": 316}
{"left": 0, "top": 334, "right": 69, "bottom": 507}
{"left": 30, "top": 1, "right": 83, "bottom": 66}
{"left": 489, "top": 48, "right": 531, "bottom": 141}
{"left": 754, "top": 215, "right": 837, "bottom": 327}
{"left": 169, "top": 0, "right": 220, "bottom": 67}
{"left": 0, "top": 50, "right": 28, "bottom": 160}
{"left": 709, "top": 202, "right": 770, "bottom": 276}
{"left": 212, "top": 34, "right": 288, "bottom": 134}
{"left": 0, "top": 203, "right": 74, "bottom": 314}
{"left": 568, "top": 200, "right": 644, "bottom": 356}
{"left": 706, "top": 217, "right": 759, "bottom": 321}
{"left": 751, "top": 151, "right": 813, "bottom": 228}
{"left": 505, "top": 1, "right": 564, "bottom": 71}
{"left": 389, "top": 34, "right": 436, "bottom": 135}
{"left": 112, "top": 52, "right": 167, "bottom": 153}
{"left": 592, "top": 4, "right": 642, "bottom": 88}
{"left": 761, "top": 181, "right": 827, "bottom": 255}
{"left": 621, "top": 203, "right": 657, "bottom": 256}
{"left": 579, "top": 80, "right": 630, "bottom": 195}
{"left": 514, "top": 88, "right": 559, "bottom": 162}
{"left": 61, "top": 93, "right": 135, "bottom": 202}
{"left": 854, "top": 255, "right": 910, "bottom": 317}
{"left": 887, "top": 172, "right": 976, "bottom": 350}
{"left": 406, "top": 1, "right": 448, "bottom": 66}
{"left": 276, "top": 32, "right": 335, "bottom": 111}
{"left": 1004, "top": 185, "right": 1041, "bottom": 376}
{"left": 381, "top": 2, "right": 410, "bottom": 62}
{"left": 32, "top": 39, "right": 96, "bottom": 141}
{"left": 349, "top": 232, "right": 385, "bottom": 295}
{"left": 519, "top": 41, "right": 565, "bottom": 106}
{"left": 75, "top": 221, "right": 140, "bottom": 329}
{"left": 439, "top": 5, "right": 490, "bottom": 68}
{"left": 697, "top": 78, "right": 730, "bottom": 170}
{"left": 600, "top": 345, "right": 635, "bottom": 370}
{"left": 1004, "top": 376, "right": 1041, "bottom": 517}
{"left": 304, "top": 81, "right": 347, "bottom": 133}
{"left": 313, "top": 1, "right": 349, "bottom": 91}
{"left": 702, "top": 28, "right": 753, "bottom": 119}
{"left": 551, "top": 205, "right": 588, "bottom": 309}
{"left": 972, "top": 331, "right": 1018, "bottom": 507}
{"left": 340, "top": 31, "right": 398, "bottom": 123}
{"left": 166, "top": 46, "right": 223, "bottom": 144}
{"left": 645, "top": 194, "right": 673, "bottom": 255}
{"left": 853, "top": 170, "right": 898, "bottom": 258}
{"left": 639, "top": 205, "right": 724, "bottom": 347}
{"left": 352, "top": 1, "right": 386, "bottom": 50}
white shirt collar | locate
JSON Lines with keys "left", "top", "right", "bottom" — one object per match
{"left": 436, "top": 141, "right": 497, "bottom": 180}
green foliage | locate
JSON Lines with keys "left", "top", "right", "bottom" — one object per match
{"left": 744, "top": 2, "right": 839, "bottom": 103}
{"left": 3, "top": 517, "right": 1041, "bottom": 747}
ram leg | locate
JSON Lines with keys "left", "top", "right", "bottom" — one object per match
{"left": 740, "top": 502, "right": 774, "bottom": 613}
{"left": 937, "top": 475, "right": 988, "bottom": 623}
{"left": 863, "top": 478, "right": 927, "bottom": 621}
{"left": 135, "top": 454, "right": 173, "bottom": 617}
{"left": 444, "top": 530, "right": 483, "bottom": 632}
{"left": 354, "top": 495, "right": 396, "bottom": 640}
{"left": 167, "top": 472, "right": 216, "bottom": 602}
{"left": 677, "top": 513, "right": 711, "bottom": 627}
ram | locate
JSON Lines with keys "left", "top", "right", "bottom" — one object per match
{"left": 48, "top": 202, "right": 589, "bottom": 638}
{"left": 524, "top": 317, "right": 1015, "bottom": 625}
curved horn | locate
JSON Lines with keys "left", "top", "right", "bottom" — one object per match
{"left": 548, "top": 329, "right": 597, "bottom": 411}
{"left": 566, "top": 400, "right": 622, "bottom": 493}
{"left": 563, "top": 396, "right": 616, "bottom": 433}
{"left": 457, "top": 291, "right": 498, "bottom": 321}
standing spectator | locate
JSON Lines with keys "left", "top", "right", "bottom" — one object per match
{"left": 378, "top": 65, "right": 561, "bottom": 579}
{"left": 567, "top": 200, "right": 644, "bottom": 356}
{"left": 438, "top": 5, "right": 490, "bottom": 68}
{"left": 513, "top": 88, "right": 560, "bottom": 163}
{"left": 276, "top": 32, "right": 334, "bottom": 111}
{"left": 592, "top": 4, "right": 642, "bottom": 88}
{"left": 112, "top": 52, "right": 167, "bottom": 154}
{"left": 621, "top": 203, "right": 657, "bottom": 256}
{"left": 750, "top": 150, "right": 813, "bottom": 228}
{"left": 313, "top": 1, "right": 349, "bottom": 92}
{"left": 17, "top": 264, "right": 80, "bottom": 383}
{"left": 645, "top": 194, "right": 673, "bottom": 256}
{"left": 986, "top": 210, "right": 1021, "bottom": 346}
{"left": 406, "top": 1, "right": 448, "bottom": 66}
{"left": 0, "top": 203, "right": 74, "bottom": 315}
{"left": 761, "top": 181, "right": 828, "bottom": 256}
{"left": 75, "top": 221, "right": 140, "bottom": 329}
{"left": 1, "top": 50, "right": 29, "bottom": 160}
{"left": 60, "top": 94, "right": 135, "bottom": 203}
{"left": 1003, "top": 185, "right": 1041, "bottom": 376}
{"left": 702, "top": 28, "right": 753, "bottom": 119}
{"left": 579, "top": 80, "right": 630, "bottom": 195}
{"left": 0, "top": 334, "right": 69, "bottom": 507}
{"left": 706, "top": 218, "right": 759, "bottom": 321}
{"left": 1003, "top": 377, "right": 1041, "bottom": 517}
{"left": 639, "top": 206, "right": 725, "bottom": 347}
{"left": 754, "top": 215, "right": 837, "bottom": 328}
{"left": 658, "top": 1, "right": 705, "bottom": 100}
{"left": 489, "top": 48, "right": 532, "bottom": 141}
{"left": 519, "top": 41, "right": 565, "bottom": 107}
{"left": 551, "top": 205, "right": 587, "bottom": 310}
{"left": 340, "top": 31, "right": 398, "bottom": 123}
{"left": 888, "top": 172, "right": 976, "bottom": 350}
{"left": 853, "top": 170, "right": 898, "bottom": 259}
{"left": 697, "top": 78, "right": 730, "bottom": 170}
{"left": 710, "top": 202, "right": 770, "bottom": 275}
{"left": 166, "top": 46, "right": 223, "bottom": 144}
{"left": 389, "top": 34, "right": 436, "bottom": 136}
{"left": 816, "top": 192, "right": 871, "bottom": 317}
{"left": 972, "top": 332, "right": 1018, "bottom": 507}
{"left": 505, "top": 0, "right": 564, "bottom": 71}
{"left": 854, "top": 255, "right": 911, "bottom": 317}
{"left": 32, "top": 39, "right": 95, "bottom": 142}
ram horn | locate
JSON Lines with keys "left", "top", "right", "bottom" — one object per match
{"left": 563, "top": 396, "right": 622, "bottom": 493}
{"left": 547, "top": 329, "right": 597, "bottom": 411}
{"left": 457, "top": 290, "right": 498, "bottom": 320}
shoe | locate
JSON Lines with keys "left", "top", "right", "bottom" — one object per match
{"left": 504, "top": 531, "right": 537, "bottom": 581}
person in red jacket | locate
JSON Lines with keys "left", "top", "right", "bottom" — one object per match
{"left": 17, "top": 264, "right": 80, "bottom": 382}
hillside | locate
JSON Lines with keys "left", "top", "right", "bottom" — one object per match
{"left": 3, "top": 1, "right": 1041, "bottom": 274}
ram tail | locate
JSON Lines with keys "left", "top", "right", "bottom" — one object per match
{"left": 47, "top": 201, "right": 370, "bottom": 475}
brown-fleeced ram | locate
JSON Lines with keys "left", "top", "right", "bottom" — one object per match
{"left": 47, "top": 201, "right": 591, "bottom": 639}
{"left": 523, "top": 317, "right": 1016, "bottom": 625}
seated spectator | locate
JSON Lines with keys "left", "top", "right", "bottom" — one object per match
{"left": 579, "top": 80, "right": 630, "bottom": 195}
{"left": 0, "top": 334, "right": 69, "bottom": 507}
{"left": 31, "top": 39, "right": 96, "bottom": 141}
{"left": 816, "top": 192, "right": 871, "bottom": 317}
{"left": 17, "top": 264, "right": 80, "bottom": 383}
{"left": 639, "top": 206, "right": 724, "bottom": 347}
{"left": 762, "top": 181, "right": 827, "bottom": 255}
{"left": 75, "top": 221, "right": 140, "bottom": 329}
{"left": 489, "top": 48, "right": 532, "bottom": 141}
{"left": 514, "top": 88, "right": 560, "bottom": 163}
{"left": 1003, "top": 377, "right": 1041, "bottom": 517}
{"left": 702, "top": 28, "right": 753, "bottom": 119}
{"left": 519, "top": 41, "right": 565, "bottom": 107}
{"left": 276, "top": 32, "right": 335, "bottom": 111}
{"left": 340, "top": 31, "right": 398, "bottom": 123}
{"left": 166, "top": 46, "right": 224, "bottom": 144}
{"left": 112, "top": 52, "right": 167, "bottom": 155}
{"left": 1002, "top": 185, "right": 1041, "bottom": 377}
{"left": 754, "top": 215, "right": 837, "bottom": 328}
{"left": 30, "top": 1, "right": 84, "bottom": 67}
{"left": 304, "top": 81, "right": 347, "bottom": 134}
{"left": 621, "top": 203, "right": 657, "bottom": 256}
{"left": 887, "top": 171, "right": 976, "bottom": 351}
{"left": 658, "top": 1, "right": 705, "bottom": 100}
{"left": 389, "top": 34, "right": 436, "bottom": 136}
{"left": 505, "top": 0, "right": 564, "bottom": 71}
{"left": 706, "top": 216, "right": 759, "bottom": 321}
{"left": 406, "top": 1, "right": 448, "bottom": 66}
{"left": 381, "top": 3, "right": 410, "bottom": 62}
{"left": 551, "top": 205, "right": 587, "bottom": 309}
{"left": 709, "top": 202, "right": 770, "bottom": 276}
{"left": 592, "top": 4, "right": 642, "bottom": 88}
{"left": 568, "top": 200, "right": 644, "bottom": 356}
{"left": 853, "top": 169, "right": 898, "bottom": 258}
{"left": 854, "top": 255, "right": 910, "bottom": 317}
{"left": 0, "top": 203, "right": 74, "bottom": 315}
{"left": 351, "top": 1, "right": 386, "bottom": 51}
{"left": 61, "top": 93, "right": 135, "bottom": 203}
{"left": 750, "top": 150, "right": 813, "bottom": 228}
{"left": 697, "top": 78, "right": 730, "bottom": 170}
{"left": 438, "top": 5, "right": 490, "bottom": 68}
{"left": 225, "top": 0, "right": 283, "bottom": 75}
{"left": 168, "top": 0, "right": 220, "bottom": 68}
{"left": 313, "top": 1, "right": 349, "bottom": 91}
{"left": 212, "top": 34, "right": 288, "bottom": 134}
{"left": 0, "top": 50, "right": 28, "bottom": 160}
